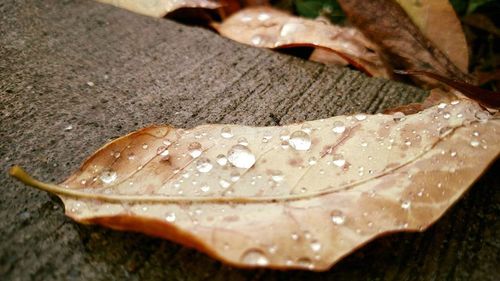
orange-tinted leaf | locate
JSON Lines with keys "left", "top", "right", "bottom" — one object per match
{"left": 395, "top": 0, "right": 469, "bottom": 73}
{"left": 11, "top": 100, "right": 499, "bottom": 271}
{"left": 309, "top": 48, "right": 349, "bottom": 67}
{"left": 96, "top": 0, "right": 222, "bottom": 18}
{"left": 214, "top": 7, "right": 391, "bottom": 78}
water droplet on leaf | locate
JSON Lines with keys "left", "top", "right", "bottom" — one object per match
{"left": 220, "top": 127, "right": 233, "bottom": 139}
{"left": 355, "top": 114, "right": 367, "bottom": 121}
{"left": 240, "top": 249, "right": 269, "bottom": 266}
{"left": 99, "top": 170, "right": 117, "bottom": 184}
{"left": 216, "top": 154, "right": 228, "bottom": 166}
{"left": 392, "top": 112, "right": 405, "bottom": 122}
{"left": 188, "top": 142, "right": 202, "bottom": 158}
{"left": 165, "top": 212, "right": 176, "bottom": 222}
{"left": 310, "top": 240, "right": 321, "bottom": 252}
{"left": 331, "top": 210, "right": 346, "bottom": 225}
{"left": 289, "top": 130, "right": 311, "bottom": 151}
{"left": 332, "top": 121, "right": 346, "bottom": 134}
{"left": 332, "top": 154, "right": 346, "bottom": 167}
{"left": 196, "top": 158, "right": 213, "bottom": 173}
{"left": 227, "top": 144, "right": 256, "bottom": 168}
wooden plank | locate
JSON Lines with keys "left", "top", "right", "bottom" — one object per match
{"left": 0, "top": 0, "right": 497, "bottom": 280}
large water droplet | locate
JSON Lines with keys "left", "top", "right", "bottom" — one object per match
{"left": 240, "top": 249, "right": 269, "bottom": 266}
{"left": 188, "top": 142, "right": 202, "bottom": 158}
{"left": 289, "top": 130, "right": 311, "bottom": 151}
{"left": 99, "top": 170, "right": 117, "bottom": 184}
{"left": 227, "top": 144, "right": 256, "bottom": 168}
{"left": 331, "top": 210, "right": 346, "bottom": 225}
{"left": 220, "top": 127, "right": 233, "bottom": 139}
{"left": 332, "top": 121, "right": 346, "bottom": 134}
{"left": 196, "top": 158, "right": 213, "bottom": 173}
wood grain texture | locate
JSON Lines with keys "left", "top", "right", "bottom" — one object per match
{"left": 0, "top": 0, "right": 497, "bottom": 280}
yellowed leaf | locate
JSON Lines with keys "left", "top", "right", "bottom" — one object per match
{"left": 396, "top": 0, "right": 469, "bottom": 72}
{"left": 214, "top": 7, "right": 391, "bottom": 78}
{"left": 96, "top": 0, "right": 221, "bottom": 18}
{"left": 10, "top": 99, "right": 499, "bottom": 271}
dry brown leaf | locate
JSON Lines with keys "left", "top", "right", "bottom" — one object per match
{"left": 396, "top": 0, "right": 469, "bottom": 73}
{"left": 337, "top": 0, "right": 472, "bottom": 86}
{"left": 10, "top": 100, "right": 499, "bottom": 271}
{"left": 96, "top": 0, "right": 222, "bottom": 18}
{"left": 214, "top": 7, "right": 391, "bottom": 78}
{"left": 383, "top": 88, "right": 458, "bottom": 115}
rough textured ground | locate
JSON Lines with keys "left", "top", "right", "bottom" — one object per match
{"left": 0, "top": 0, "right": 498, "bottom": 280}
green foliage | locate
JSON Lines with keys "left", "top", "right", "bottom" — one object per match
{"left": 294, "top": 0, "right": 345, "bottom": 23}
{"left": 450, "top": 0, "right": 499, "bottom": 16}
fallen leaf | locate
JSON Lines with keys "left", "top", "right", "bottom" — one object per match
{"left": 214, "top": 7, "right": 391, "bottom": 78}
{"left": 395, "top": 70, "right": 500, "bottom": 108}
{"left": 10, "top": 99, "right": 499, "bottom": 271}
{"left": 337, "top": 0, "right": 472, "bottom": 86}
{"left": 96, "top": 0, "right": 222, "bottom": 18}
{"left": 309, "top": 48, "right": 349, "bottom": 66}
{"left": 395, "top": 0, "right": 469, "bottom": 73}
{"left": 383, "top": 88, "right": 458, "bottom": 115}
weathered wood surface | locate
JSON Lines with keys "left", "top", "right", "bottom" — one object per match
{"left": 0, "top": 0, "right": 498, "bottom": 280}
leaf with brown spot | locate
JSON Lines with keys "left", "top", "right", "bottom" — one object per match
{"left": 10, "top": 100, "right": 500, "bottom": 271}
{"left": 337, "top": 0, "right": 472, "bottom": 86}
{"left": 213, "top": 7, "right": 391, "bottom": 78}
{"left": 96, "top": 0, "right": 222, "bottom": 18}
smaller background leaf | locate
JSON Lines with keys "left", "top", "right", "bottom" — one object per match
{"left": 294, "top": 0, "right": 345, "bottom": 23}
